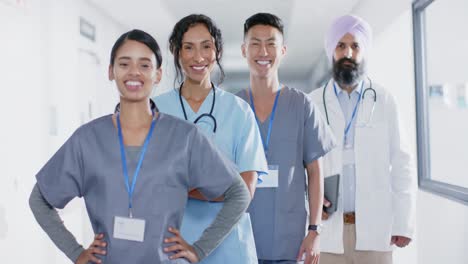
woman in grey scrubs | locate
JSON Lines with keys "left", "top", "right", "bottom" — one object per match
{"left": 29, "top": 29, "right": 250, "bottom": 264}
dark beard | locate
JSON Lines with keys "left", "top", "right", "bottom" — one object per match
{"left": 332, "top": 58, "right": 366, "bottom": 86}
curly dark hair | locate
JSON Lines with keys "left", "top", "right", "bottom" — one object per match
{"left": 169, "top": 14, "right": 225, "bottom": 85}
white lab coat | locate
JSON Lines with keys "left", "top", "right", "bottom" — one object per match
{"left": 309, "top": 78, "right": 416, "bottom": 254}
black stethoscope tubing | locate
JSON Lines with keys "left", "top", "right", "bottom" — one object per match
{"left": 322, "top": 77, "right": 376, "bottom": 125}
{"left": 179, "top": 82, "right": 217, "bottom": 133}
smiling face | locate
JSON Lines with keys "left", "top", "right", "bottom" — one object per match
{"left": 179, "top": 23, "right": 217, "bottom": 85}
{"left": 242, "top": 24, "right": 286, "bottom": 79}
{"left": 108, "top": 40, "right": 161, "bottom": 103}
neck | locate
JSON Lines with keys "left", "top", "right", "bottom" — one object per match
{"left": 181, "top": 78, "right": 212, "bottom": 101}
{"left": 336, "top": 81, "right": 359, "bottom": 95}
{"left": 250, "top": 74, "right": 281, "bottom": 98}
{"left": 118, "top": 99, "right": 153, "bottom": 128}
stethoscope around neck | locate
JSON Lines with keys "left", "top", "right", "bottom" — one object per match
{"left": 322, "top": 76, "right": 377, "bottom": 126}
{"left": 179, "top": 82, "right": 217, "bottom": 133}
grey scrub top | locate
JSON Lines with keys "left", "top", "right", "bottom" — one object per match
{"left": 237, "top": 86, "right": 336, "bottom": 260}
{"left": 36, "top": 113, "right": 238, "bottom": 263}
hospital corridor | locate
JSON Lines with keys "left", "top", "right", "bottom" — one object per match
{"left": 1, "top": 0, "right": 467, "bottom": 263}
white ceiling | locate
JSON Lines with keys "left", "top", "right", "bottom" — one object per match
{"left": 87, "top": 0, "right": 412, "bottom": 82}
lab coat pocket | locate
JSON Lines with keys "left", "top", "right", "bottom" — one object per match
{"left": 355, "top": 122, "right": 390, "bottom": 188}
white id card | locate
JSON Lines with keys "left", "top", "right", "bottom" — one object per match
{"left": 258, "top": 165, "right": 279, "bottom": 188}
{"left": 113, "top": 216, "right": 146, "bottom": 242}
{"left": 342, "top": 148, "right": 355, "bottom": 165}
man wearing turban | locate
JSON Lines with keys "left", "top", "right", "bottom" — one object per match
{"left": 309, "top": 15, "right": 416, "bottom": 264}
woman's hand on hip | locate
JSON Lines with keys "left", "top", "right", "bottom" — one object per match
{"left": 164, "top": 227, "right": 199, "bottom": 263}
{"left": 75, "top": 233, "right": 107, "bottom": 264}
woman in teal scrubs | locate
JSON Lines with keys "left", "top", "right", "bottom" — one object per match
{"left": 154, "top": 14, "right": 267, "bottom": 263}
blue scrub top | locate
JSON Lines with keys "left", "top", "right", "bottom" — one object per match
{"left": 154, "top": 87, "right": 268, "bottom": 176}
{"left": 237, "top": 86, "right": 336, "bottom": 260}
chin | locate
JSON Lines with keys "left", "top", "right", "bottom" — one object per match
{"left": 122, "top": 92, "right": 151, "bottom": 102}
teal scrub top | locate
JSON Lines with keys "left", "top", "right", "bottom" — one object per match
{"left": 154, "top": 87, "right": 268, "bottom": 177}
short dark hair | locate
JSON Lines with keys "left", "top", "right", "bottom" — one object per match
{"left": 243, "top": 13, "right": 284, "bottom": 37}
{"left": 169, "top": 14, "right": 225, "bottom": 85}
{"left": 110, "top": 29, "right": 162, "bottom": 69}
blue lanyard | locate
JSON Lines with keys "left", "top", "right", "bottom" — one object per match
{"left": 333, "top": 81, "right": 364, "bottom": 143}
{"left": 249, "top": 85, "right": 281, "bottom": 156}
{"left": 117, "top": 112, "right": 157, "bottom": 217}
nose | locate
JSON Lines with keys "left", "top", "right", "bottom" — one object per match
{"left": 129, "top": 63, "right": 141, "bottom": 76}
{"left": 259, "top": 43, "right": 268, "bottom": 56}
{"left": 193, "top": 48, "right": 204, "bottom": 63}
{"left": 344, "top": 47, "right": 353, "bottom": 59}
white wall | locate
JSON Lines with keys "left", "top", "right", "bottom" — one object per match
{"left": 0, "top": 0, "right": 126, "bottom": 262}
{"left": 368, "top": 9, "right": 418, "bottom": 264}
{"left": 0, "top": 1, "right": 52, "bottom": 261}
{"left": 369, "top": 7, "right": 468, "bottom": 264}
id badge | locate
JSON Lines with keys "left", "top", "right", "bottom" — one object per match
{"left": 342, "top": 148, "right": 355, "bottom": 165}
{"left": 113, "top": 216, "right": 146, "bottom": 242}
{"left": 258, "top": 165, "right": 279, "bottom": 188}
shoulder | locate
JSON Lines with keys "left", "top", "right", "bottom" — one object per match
{"left": 217, "top": 88, "right": 254, "bottom": 119}
{"left": 283, "top": 85, "right": 318, "bottom": 112}
{"left": 157, "top": 112, "right": 196, "bottom": 132}
{"left": 283, "top": 86, "right": 311, "bottom": 102}
{"left": 283, "top": 85, "right": 302, "bottom": 97}
{"left": 368, "top": 81, "right": 395, "bottom": 105}
{"left": 309, "top": 86, "right": 325, "bottom": 102}
{"left": 79, "top": 114, "right": 112, "bottom": 134}
{"left": 157, "top": 112, "right": 206, "bottom": 144}
{"left": 234, "top": 88, "right": 249, "bottom": 101}
{"left": 153, "top": 89, "right": 178, "bottom": 106}
{"left": 58, "top": 114, "right": 114, "bottom": 147}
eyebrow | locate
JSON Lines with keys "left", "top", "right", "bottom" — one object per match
{"left": 117, "top": 56, "right": 152, "bottom": 62}
{"left": 337, "top": 41, "right": 360, "bottom": 45}
{"left": 182, "top": 39, "right": 214, "bottom": 45}
{"left": 251, "top": 37, "right": 276, "bottom": 42}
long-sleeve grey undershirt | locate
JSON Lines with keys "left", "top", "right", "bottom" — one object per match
{"left": 29, "top": 184, "right": 84, "bottom": 262}
{"left": 192, "top": 175, "right": 250, "bottom": 260}
{"left": 29, "top": 175, "right": 250, "bottom": 263}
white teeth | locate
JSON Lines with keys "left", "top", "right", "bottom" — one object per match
{"left": 126, "top": 81, "right": 142, "bottom": 86}
{"left": 257, "top": 60, "right": 270, "bottom": 65}
{"left": 192, "top": 66, "right": 205, "bottom": 70}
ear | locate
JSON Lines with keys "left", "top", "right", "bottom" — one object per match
{"left": 154, "top": 67, "right": 162, "bottom": 85}
{"left": 241, "top": 43, "right": 247, "bottom": 58}
{"left": 217, "top": 47, "right": 223, "bottom": 61}
{"left": 108, "top": 64, "right": 114, "bottom": 81}
{"left": 281, "top": 44, "right": 287, "bottom": 56}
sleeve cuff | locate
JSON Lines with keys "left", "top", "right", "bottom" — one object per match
{"left": 192, "top": 243, "right": 206, "bottom": 262}
{"left": 69, "top": 245, "right": 85, "bottom": 263}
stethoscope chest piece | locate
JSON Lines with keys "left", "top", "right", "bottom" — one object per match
{"left": 179, "top": 82, "right": 218, "bottom": 133}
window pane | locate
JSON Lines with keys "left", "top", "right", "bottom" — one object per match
{"left": 425, "top": 0, "right": 468, "bottom": 188}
